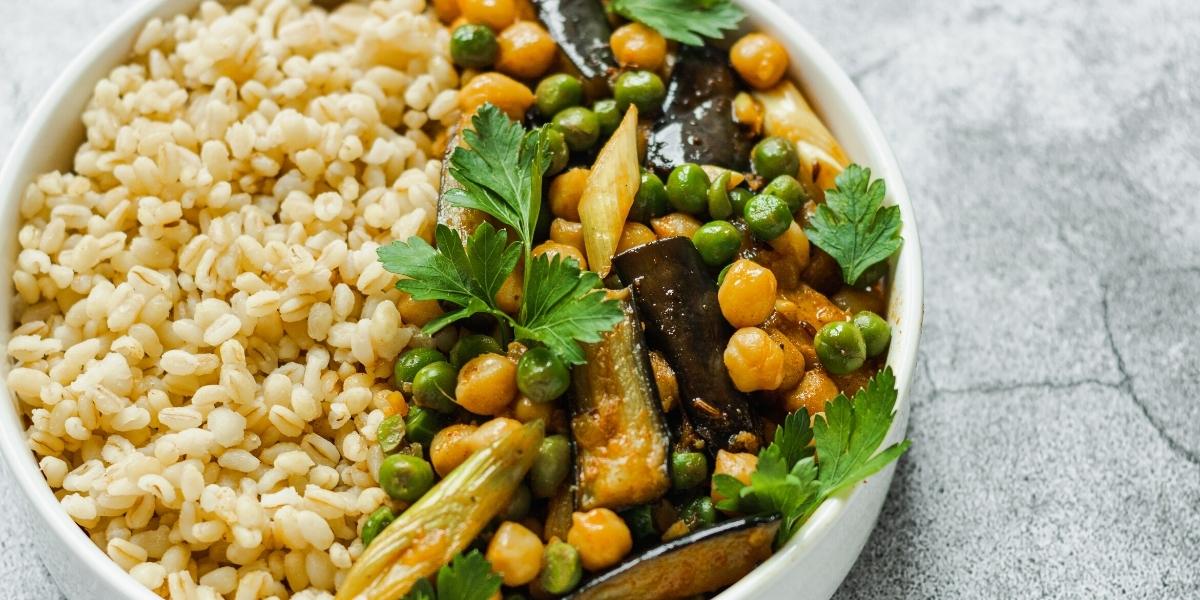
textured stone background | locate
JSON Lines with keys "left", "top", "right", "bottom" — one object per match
{"left": 1, "top": 0, "right": 1198, "bottom": 598}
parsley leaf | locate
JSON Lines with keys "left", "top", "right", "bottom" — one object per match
{"left": 716, "top": 367, "right": 910, "bottom": 546}
{"left": 443, "top": 104, "right": 546, "bottom": 248}
{"left": 378, "top": 222, "right": 520, "bottom": 334}
{"left": 515, "top": 253, "right": 624, "bottom": 365}
{"left": 804, "top": 164, "right": 903, "bottom": 285}
{"left": 436, "top": 550, "right": 502, "bottom": 600}
{"left": 609, "top": 0, "right": 745, "bottom": 46}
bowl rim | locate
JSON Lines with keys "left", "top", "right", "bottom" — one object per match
{"left": 0, "top": 0, "right": 922, "bottom": 598}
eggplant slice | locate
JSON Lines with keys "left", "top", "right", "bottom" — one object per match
{"left": 568, "top": 515, "right": 782, "bottom": 600}
{"left": 534, "top": 0, "right": 617, "bottom": 85}
{"left": 571, "top": 292, "right": 672, "bottom": 511}
{"left": 613, "top": 237, "right": 761, "bottom": 454}
{"left": 645, "top": 46, "right": 754, "bottom": 174}
{"left": 438, "top": 115, "right": 489, "bottom": 238}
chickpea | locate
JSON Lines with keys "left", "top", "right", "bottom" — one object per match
{"left": 616, "top": 222, "right": 658, "bottom": 253}
{"left": 455, "top": 354, "right": 519, "bottom": 416}
{"left": 469, "top": 417, "right": 523, "bottom": 451}
{"left": 486, "top": 521, "right": 545, "bottom": 586}
{"left": 567, "top": 509, "right": 633, "bottom": 571}
{"left": 784, "top": 368, "right": 839, "bottom": 416}
{"left": 730, "top": 33, "right": 789, "bottom": 90}
{"left": 459, "top": 0, "right": 517, "bottom": 30}
{"left": 711, "top": 450, "right": 758, "bottom": 503}
{"left": 723, "top": 327, "right": 785, "bottom": 392}
{"left": 609, "top": 23, "right": 667, "bottom": 71}
{"left": 533, "top": 241, "right": 587, "bottom": 270}
{"left": 768, "top": 221, "right": 810, "bottom": 271}
{"left": 718, "top": 259, "right": 777, "bottom": 328}
{"left": 430, "top": 423, "right": 478, "bottom": 476}
{"left": 459, "top": 72, "right": 535, "bottom": 120}
{"left": 495, "top": 268, "right": 523, "bottom": 314}
{"left": 398, "top": 294, "right": 443, "bottom": 326}
{"left": 495, "top": 21, "right": 558, "bottom": 80}
{"left": 733, "top": 92, "right": 764, "bottom": 135}
{"left": 434, "top": 0, "right": 461, "bottom": 23}
{"left": 549, "top": 168, "right": 589, "bottom": 220}
{"left": 768, "top": 329, "right": 805, "bottom": 391}
{"left": 649, "top": 212, "right": 702, "bottom": 239}
{"left": 512, "top": 395, "right": 555, "bottom": 424}
{"left": 549, "top": 219, "right": 586, "bottom": 254}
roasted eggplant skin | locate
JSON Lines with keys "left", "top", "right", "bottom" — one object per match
{"left": 613, "top": 237, "right": 761, "bottom": 454}
{"left": 568, "top": 515, "right": 782, "bottom": 600}
{"left": 534, "top": 0, "right": 617, "bottom": 85}
{"left": 645, "top": 45, "right": 753, "bottom": 174}
{"left": 571, "top": 292, "right": 672, "bottom": 511}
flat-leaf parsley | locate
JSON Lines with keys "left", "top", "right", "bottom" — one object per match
{"left": 804, "top": 164, "right": 902, "bottom": 285}
{"left": 609, "top": 0, "right": 745, "bottom": 46}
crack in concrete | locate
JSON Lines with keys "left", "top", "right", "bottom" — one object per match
{"left": 1099, "top": 282, "right": 1200, "bottom": 468}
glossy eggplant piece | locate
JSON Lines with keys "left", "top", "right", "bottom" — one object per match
{"left": 568, "top": 515, "right": 782, "bottom": 600}
{"left": 437, "top": 116, "right": 489, "bottom": 238}
{"left": 645, "top": 46, "right": 753, "bottom": 174}
{"left": 534, "top": 0, "right": 617, "bottom": 85}
{"left": 613, "top": 237, "right": 761, "bottom": 454}
{"left": 571, "top": 293, "right": 672, "bottom": 511}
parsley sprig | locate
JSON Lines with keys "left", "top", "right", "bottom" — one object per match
{"left": 403, "top": 550, "right": 501, "bottom": 600}
{"left": 714, "top": 367, "right": 911, "bottom": 544}
{"left": 378, "top": 104, "right": 623, "bottom": 364}
{"left": 804, "top": 164, "right": 903, "bottom": 285}
{"left": 609, "top": 0, "right": 745, "bottom": 46}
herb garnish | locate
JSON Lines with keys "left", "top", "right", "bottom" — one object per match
{"left": 402, "top": 550, "right": 502, "bottom": 600}
{"left": 609, "top": 0, "right": 745, "bottom": 46}
{"left": 713, "top": 367, "right": 910, "bottom": 544}
{"left": 378, "top": 104, "right": 623, "bottom": 364}
{"left": 803, "top": 164, "right": 903, "bottom": 285}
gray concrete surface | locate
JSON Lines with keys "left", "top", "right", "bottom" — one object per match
{"left": 1, "top": 0, "right": 1197, "bottom": 598}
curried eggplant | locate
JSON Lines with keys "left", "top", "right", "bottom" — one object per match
{"left": 613, "top": 237, "right": 761, "bottom": 453}
{"left": 437, "top": 115, "right": 489, "bottom": 239}
{"left": 645, "top": 46, "right": 754, "bottom": 174}
{"left": 568, "top": 515, "right": 782, "bottom": 600}
{"left": 571, "top": 292, "right": 672, "bottom": 511}
{"left": 534, "top": 0, "right": 617, "bottom": 85}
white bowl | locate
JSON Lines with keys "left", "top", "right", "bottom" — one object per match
{"left": 0, "top": 0, "right": 922, "bottom": 598}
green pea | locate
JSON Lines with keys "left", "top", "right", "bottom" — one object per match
{"left": 814, "top": 320, "right": 867, "bottom": 375}
{"left": 717, "top": 263, "right": 732, "bottom": 286}
{"left": 621, "top": 505, "right": 657, "bottom": 542}
{"left": 544, "top": 127, "right": 570, "bottom": 176}
{"left": 751, "top": 136, "right": 800, "bottom": 181}
{"left": 531, "top": 434, "right": 571, "bottom": 498}
{"left": 691, "top": 221, "right": 741, "bottom": 267}
{"left": 411, "top": 361, "right": 458, "bottom": 413}
{"left": 404, "top": 406, "right": 441, "bottom": 447}
{"left": 516, "top": 347, "right": 570, "bottom": 403}
{"left": 728, "top": 187, "right": 754, "bottom": 215}
{"left": 630, "top": 169, "right": 670, "bottom": 223}
{"left": 360, "top": 506, "right": 396, "bottom": 547}
{"left": 666, "top": 163, "right": 710, "bottom": 215}
{"left": 378, "top": 454, "right": 435, "bottom": 502}
{"left": 743, "top": 193, "right": 793, "bottom": 240}
{"left": 450, "top": 334, "right": 503, "bottom": 367}
{"left": 670, "top": 451, "right": 709, "bottom": 490}
{"left": 502, "top": 484, "right": 532, "bottom": 521}
{"left": 762, "top": 174, "right": 807, "bottom": 214}
{"left": 552, "top": 107, "right": 600, "bottom": 152}
{"left": 852, "top": 311, "right": 891, "bottom": 357}
{"left": 614, "top": 70, "right": 666, "bottom": 114}
{"left": 449, "top": 24, "right": 498, "bottom": 69}
{"left": 540, "top": 540, "right": 583, "bottom": 595}
{"left": 535, "top": 74, "right": 584, "bottom": 118}
{"left": 681, "top": 496, "right": 717, "bottom": 530}
{"left": 376, "top": 414, "right": 406, "bottom": 454}
{"left": 593, "top": 99, "right": 622, "bottom": 137}
{"left": 707, "top": 172, "right": 733, "bottom": 219}
{"left": 394, "top": 348, "right": 447, "bottom": 385}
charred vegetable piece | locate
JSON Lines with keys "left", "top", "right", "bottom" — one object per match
{"left": 645, "top": 46, "right": 753, "bottom": 174}
{"left": 571, "top": 293, "right": 672, "bottom": 511}
{"left": 534, "top": 0, "right": 618, "bottom": 85}
{"left": 437, "top": 115, "right": 490, "bottom": 239}
{"left": 337, "top": 422, "right": 544, "bottom": 600}
{"left": 567, "top": 515, "right": 781, "bottom": 600}
{"left": 613, "top": 238, "right": 761, "bottom": 453}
